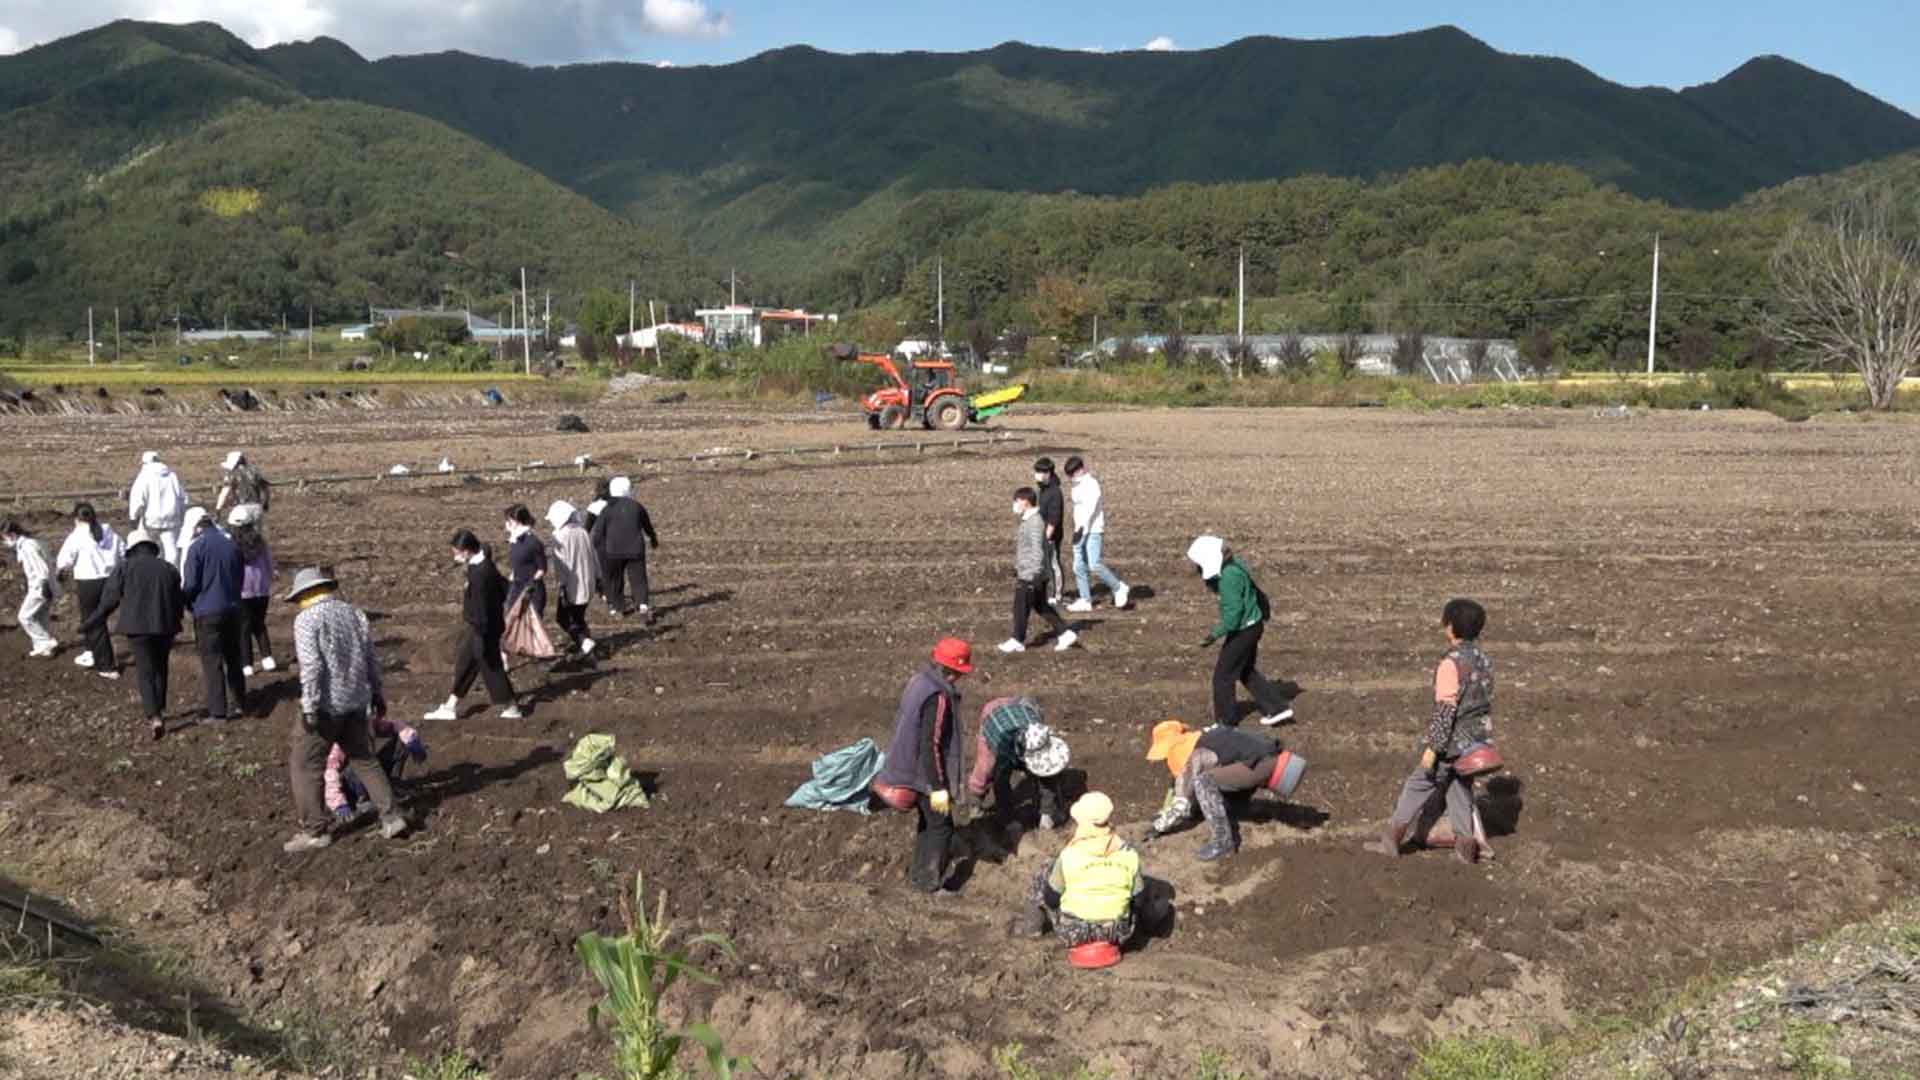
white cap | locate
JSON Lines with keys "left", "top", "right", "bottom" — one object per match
{"left": 545, "top": 500, "right": 577, "bottom": 529}
{"left": 140, "top": 450, "right": 159, "bottom": 464}
{"left": 222, "top": 451, "right": 244, "bottom": 471}
{"left": 1186, "top": 535, "right": 1225, "bottom": 580}
{"left": 227, "top": 505, "right": 258, "bottom": 527}
{"left": 608, "top": 476, "right": 633, "bottom": 498}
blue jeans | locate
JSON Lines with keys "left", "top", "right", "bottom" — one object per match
{"left": 1073, "top": 532, "right": 1124, "bottom": 600}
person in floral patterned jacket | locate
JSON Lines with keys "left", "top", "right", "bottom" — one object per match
{"left": 1368, "top": 598, "right": 1495, "bottom": 865}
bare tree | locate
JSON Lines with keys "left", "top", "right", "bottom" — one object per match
{"left": 1274, "top": 334, "right": 1309, "bottom": 374}
{"left": 1391, "top": 330, "right": 1427, "bottom": 376}
{"left": 1334, "top": 333, "right": 1362, "bottom": 377}
{"left": 1464, "top": 339, "right": 1492, "bottom": 380}
{"left": 1771, "top": 194, "right": 1920, "bottom": 410}
{"left": 1162, "top": 330, "right": 1188, "bottom": 368}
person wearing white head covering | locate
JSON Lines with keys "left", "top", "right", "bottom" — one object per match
{"left": 215, "top": 451, "right": 271, "bottom": 518}
{"left": 1017, "top": 792, "right": 1146, "bottom": 945}
{"left": 545, "top": 500, "right": 600, "bottom": 656}
{"left": 128, "top": 451, "right": 188, "bottom": 566}
{"left": 1187, "top": 535, "right": 1293, "bottom": 728}
{"left": 588, "top": 476, "right": 659, "bottom": 622}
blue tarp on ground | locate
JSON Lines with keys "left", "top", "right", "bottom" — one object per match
{"left": 785, "top": 737, "right": 884, "bottom": 814}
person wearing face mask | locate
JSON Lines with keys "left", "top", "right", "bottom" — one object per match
{"left": 56, "top": 502, "right": 124, "bottom": 677}
{"left": 544, "top": 500, "right": 599, "bottom": 658}
{"left": 424, "top": 529, "right": 520, "bottom": 721}
{"left": 1187, "top": 534, "right": 1294, "bottom": 728}
{"left": 3, "top": 520, "right": 59, "bottom": 658}
{"left": 998, "top": 487, "right": 1077, "bottom": 654}
{"left": 502, "top": 503, "right": 547, "bottom": 621}
{"left": 589, "top": 476, "right": 658, "bottom": 622}
{"left": 1032, "top": 458, "right": 1067, "bottom": 606}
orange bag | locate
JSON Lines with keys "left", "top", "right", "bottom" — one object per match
{"left": 503, "top": 592, "right": 557, "bottom": 659}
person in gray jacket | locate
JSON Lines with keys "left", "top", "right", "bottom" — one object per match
{"left": 997, "top": 487, "right": 1078, "bottom": 654}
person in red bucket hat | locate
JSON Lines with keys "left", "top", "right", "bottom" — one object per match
{"left": 1367, "top": 598, "right": 1498, "bottom": 865}
{"left": 874, "top": 638, "right": 972, "bottom": 893}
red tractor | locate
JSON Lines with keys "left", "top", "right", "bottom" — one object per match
{"left": 832, "top": 343, "right": 1024, "bottom": 431}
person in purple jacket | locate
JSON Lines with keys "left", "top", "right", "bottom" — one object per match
{"left": 230, "top": 506, "right": 277, "bottom": 676}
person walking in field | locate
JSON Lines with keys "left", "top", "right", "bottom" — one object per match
{"left": 214, "top": 451, "right": 271, "bottom": 519}
{"left": 3, "top": 520, "right": 58, "bottom": 658}
{"left": 1063, "top": 456, "right": 1129, "bottom": 613}
{"left": 1367, "top": 598, "right": 1497, "bottom": 866}
{"left": 1188, "top": 535, "right": 1294, "bottom": 727}
{"left": 590, "top": 476, "right": 658, "bottom": 622}
{"left": 56, "top": 502, "right": 124, "bottom": 677}
{"left": 127, "top": 451, "right": 188, "bottom": 567}
{"left": 874, "top": 638, "right": 972, "bottom": 894}
{"left": 283, "top": 566, "right": 409, "bottom": 853}
{"left": 503, "top": 504, "right": 547, "bottom": 624}
{"left": 180, "top": 508, "right": 248, "bottom": 724}
{"left": 1033, "top": 458, "right": 1068, "bottom": 606}
{"left": 424, "top": 529, "right": 521, "bottom": 721}
{"left": 229, "top": 506, "right": 277, "bottom": 675}
{"left": 78, "top": 528, "right": 183, "bottom": 739}
{"left": 998, "top": 486, "right": 1077, "bottom": 654}
{"left": 545, "top": 500, "right": 599, "bottom": 657}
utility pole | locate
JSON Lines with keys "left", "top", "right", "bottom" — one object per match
{"left": 936, "top": 256, "right": 944, "bottom": 351}
{"left": 629, "top": 280, "right": 636, "bottom": 347}
{"left": 520, "top": 268, "right": 531, "bottom": 374}
{"left": 88, "top": 307, "right": 95, "bottom": 366}
{"left": 113, "top": 307, "right": 120, "bottom": 362}
{"left": 279, "top": 312, "right": 286, "bottom": 363}
{"left": 307, "top": 304, "right": 313, "bottom": 363}
{"left": 1237, "top": 245, "right": 1246, "bottom": 343}
{"left": 647, "top": 300, "right": 658, "bottom": 366}
{"left": 1645, "top": 234, "right": 1661, "bottom": 379}
{"left": 729, "top": 268, "right": 737, "bottom": 307}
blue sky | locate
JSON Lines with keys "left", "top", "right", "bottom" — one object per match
{"left": 4, "top": 1, "right": 1915, "bottom": 116}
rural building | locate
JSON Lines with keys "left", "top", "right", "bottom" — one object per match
{"left": 182, "top": 329, "right": 274, "bottom": 343}
{"left": 619, "top": 323, "right": 704, "bottom": 350}
{"left": 340, "top": 324, "right": 372, "bottom": 341}
{"left": 696, "top": 306, "right": 835, "bottom": 349}
{"left": 1086, "top": 333, "right": 1523, "bottom": 381}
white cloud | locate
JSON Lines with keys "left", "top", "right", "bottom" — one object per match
{"left": 1143, "top": 35, "right": 1176, "bottom": 52}
{"left": 0, "top": 0, "right": 732, "bottom": 65}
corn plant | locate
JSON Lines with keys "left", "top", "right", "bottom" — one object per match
{"left": 574, "top": 872, "right": 745, "bottom": 1080}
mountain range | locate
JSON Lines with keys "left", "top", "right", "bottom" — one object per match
{"left": 2, "top": 19, "right": 1917, "bottom": 335}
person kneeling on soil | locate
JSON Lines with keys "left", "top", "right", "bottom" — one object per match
{"left": 1016, "top": 792, "right": 1145, "bottom": 943}
{"left": 967, "top": 696, "right": 1070, "bottom": 835}
{"left": 873, "top": 638, "right": 972, "bottom": 894}
{"left": 1188, "top": 535, "right": 1293, "bottom": 727}
{"left": 1368, "top": 598, "right": 1496, "bottom": 865}
{"left": 285, "top": 567, "right": 408, "bottom": 852}
{"left": 325, "top": 715, "right": 427, "bottom": 822}
{"left": 1145, "top": 720, "right": 1305, "bottom": 861}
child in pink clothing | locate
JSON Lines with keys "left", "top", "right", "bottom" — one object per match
{"left": 325, "top": 713, "right": 427, "bottom": 819}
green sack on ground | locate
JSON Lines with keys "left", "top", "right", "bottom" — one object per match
{"left": 562, "top": 734, "right": 650, "bottom": 813}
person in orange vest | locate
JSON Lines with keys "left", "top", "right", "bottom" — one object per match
{"left": 1145, "top": 720, "right": 1306, "bottom": 861}
{"left": 1014, "top": 792, "right": 1144, "bottom": 943}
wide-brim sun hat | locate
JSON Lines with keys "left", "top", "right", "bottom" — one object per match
{"left": 285, "top": 565, "right": 337, "bottom": 603}
{"left": 1022, "top": 723, "right": 1071, "bottom": 778}
{"left": 1145, "top": 719, "right": 1190, "bottom": 761}
{"left": 227, "top": 504, "right": 258, "bottom": 527}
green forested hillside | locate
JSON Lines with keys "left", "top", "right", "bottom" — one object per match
{"left": 0, "top": 100, "right": 709, "bottom": 332}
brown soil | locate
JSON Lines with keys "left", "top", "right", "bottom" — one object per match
{"left": 2, "top": 402, "right": 1918, "bottom": 1078}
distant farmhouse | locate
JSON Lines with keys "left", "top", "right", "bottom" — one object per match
{"left": 368, "top": 307, "right": 528, "bottom": 342}
{"left": 1087, "top": 333, "right": 1523, "bottom": 381}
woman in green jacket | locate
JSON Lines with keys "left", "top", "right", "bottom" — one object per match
{"left": 1188, "top": 535, "right": 1294, "bottom": 727}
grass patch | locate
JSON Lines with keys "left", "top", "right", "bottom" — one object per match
{"left": 403, "top": 1049, "right": 491, "bottom": 1079}
{"left": 1781, "top": 1020, "right": 1852, "bottom": 1078}
{"left": 1412, "top": 1034, "right": 1563, "bottom": 1080}
{"left": 992, "top": 1042, "right": 1112, "bottom": 1080}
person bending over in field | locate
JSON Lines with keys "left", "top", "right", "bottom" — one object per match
{"left": 1367, "top": 598, "right": 1496, "bottom": 865}
{"left": 1145, "top": 719, "right": 1306, "bottom": 861}
{"left": 424, "top": 529, "right": 521, "bottom": 721}
{"left": 967, "top": 695, "right": 1071, "bottom": 836}
{"left": 325, "top": 712, "right": 426, "bottom": 823}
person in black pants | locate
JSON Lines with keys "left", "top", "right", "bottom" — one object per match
{"left": 56, "top": 501, "right": 124, "bottom": 678}
{"left": 1032, "top": 458, "right": 1067, "bottom": 606}
{"left": 1188, "top": 534, "right": 1294, "bottom": 727}
{"left": 424, "top": 529, "right": 520, "bottom": 721}
{"left": 179, "top": 511, "right": 248, "bottom": 724}
{"left": 589, "top": 476, "right": 659, "bottom": 622}
{"left": 78, "top": 528, "right": 183, "bottom": 740}
{"left": 503, "top": 504, "right": 547, "bottom": 621}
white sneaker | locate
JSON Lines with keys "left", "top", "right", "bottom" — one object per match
{"left": 1055, "top": 630, "right": 1078, "bottom": 652}
{"left": 74, "top": 651, "right": 94, "bottom": 668}
{"left": 499, "top": 705, "right": 524, "bottom": 720}
{"left": 997, "top": 638, "right": 1026, "bottom": 654}
{"left": 28, "top": 644, "right": 57, "bottom": 659}
{"left": 260, "top": 657, "right": 277, "bottom": 672}
{"left": 242, "top": 665, "right": 256, "bottom": 678}
{"left": 282, "top": 833, "right": 332, "bottom": 854}
{"left": 1261, "top": 707, "right": 1295, "bottom": 727}
{"left": 423, "top": 703, "right": 458, "bottom": 722}
{"left": 1066, "top": 599, "right": 1093, "bottom": 613}
{"left": 97, "top": 671, "right": 120, "bottom": 681}
{"left": 580, "top": 638, "right": 596, "bottom": 656}
{"left": 1113, "top": 585, "right": 1131, "bottom": 609}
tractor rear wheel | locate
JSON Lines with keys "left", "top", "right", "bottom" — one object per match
{"left": 930, "top": 398, "right": 967, "bottom": 431}
{"left": 879, "top": 404, "right": 907, "bottom": 430}
{"left": 866, "top": 412, "right": 882, "bottom": 430}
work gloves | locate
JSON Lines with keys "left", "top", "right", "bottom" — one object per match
{"left": 929, "top": 789, "right": 952, "bottom": 815}
{"left": 1151, "top": 794, "right": 1191, "bottom": 835}
{"left": 402, "top": 732, "right": 428, "bottom": 763}
{"left": 333, "top": 804, "right": 356, "bottom": 823}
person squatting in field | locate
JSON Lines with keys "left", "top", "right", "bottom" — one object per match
{"left": 590, "top": 476, "right": 658, "bottom": 623}
{"left": 1188, "top": 535, "right": 1294, "bottom": 727}
{"left": 1368, "top": 598, "right": 1496, "bottom": 865}
{"left": 284, "top": 566, "right": 408, "bottom": 852}
{"left": 1146, "top": 720, "right": 1306, "bottom": 862}
{"left": 56, "top": 502, "right": 123, "bottom": 677}
{"left": 967, "top": 695, "right": 1071, "bottom": 837}
{"left": 180, "top": 506, "right": 249, "bottom": 724}
{"left": 1064, "top": 456, "right": 1130, "bottom": 613}
{"left": 545, "top": 500, "right": 600, "bottom": 658}
{"left": 324, "top": 712, "right": 426, "bottom": 823}
{"left": 1017, "top": 792, "right": 1147, "bottom": 946}
{"left": 230, "top": 506, "right": 277, "bottom": 676}
{"left": 998, "top": 486, "right": 1078, "bottom": 654}
{"left": 3, "top": 519, "right": 58, "bottom": 657}
{"left": 424, "top": 529, "right": 521, "bottom": 721}
{"left": 873, "top": 638, "right": 972, "bottom": 894}
{"left": 78, "top": 528, "right": 183, "bottom": 740}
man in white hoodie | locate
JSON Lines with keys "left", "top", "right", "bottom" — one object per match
{"left": 2, "top": 520, "right": 58, "bottom": 657}
{"left": 128, "top": 451, "right": 189, "bottom": 567}
{"left": 1064, "top": 456, "right": 1130, "bottom": 613}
